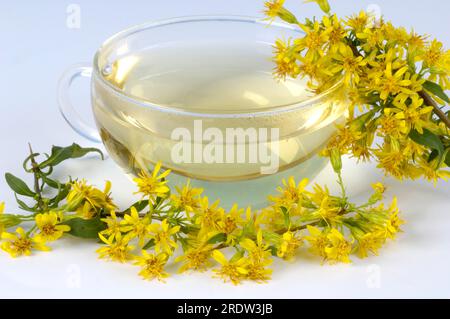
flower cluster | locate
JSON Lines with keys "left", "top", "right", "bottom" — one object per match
{"left": 0, "top": 141, "right": 405, "bottom": 284}
{"left": 266, "top": 0, "right": 450, "bottom": 183}
{"left": 89, "top": 164, "right": 403, "bottom": 285}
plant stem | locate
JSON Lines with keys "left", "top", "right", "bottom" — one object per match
{"left": 419, "top": 90, "right": 450, "bottom": 129}
{"left": 28, "top": 143, "right": 45, "bottom": 212}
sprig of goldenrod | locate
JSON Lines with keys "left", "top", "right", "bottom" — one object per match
{"left": 0, "top": 145, "right": 404, "bottom": 285}
{"left": 266, "top": 0, "right": 450, "bottom": 183}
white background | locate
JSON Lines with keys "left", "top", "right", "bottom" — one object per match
{"left": 0, "top": 0, "right": 449, "bottom": 298}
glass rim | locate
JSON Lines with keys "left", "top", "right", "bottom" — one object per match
{"left": 92, "top": 15, "right": 344, "bottom": 119}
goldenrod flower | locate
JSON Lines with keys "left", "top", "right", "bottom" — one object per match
{"left": 384, "top": 198, "right": 405, "bottom": 239}
{"left": 355, "top": 231, "right": 385, "bottom": 259}
{"left": 100, "top": 210, "right": 122, "bottom": 240}
{"left": 1, "top": 227, "right": 50, "bottom": 258}
{"left": 331, "top": 45, "right": 367, "bottom": 85}
{"left": 269, "top": 177, "right": 308, "bottom": 209}
{"left": 212, "top": 250, "right": 248, "bottom": 285}
{"left": 34, "top": 212, "right": 70, "bottom": 242}
{"left": 305, "top": 225, "right": 328, "bottom": 259}
{"left": 97, "top": 233, "right": 134, "bottom": 263}
{"left": 217, "top": 204, "right": 246, "bottom": 244}
{"left": 277, "top": 231, "right": 302, "bottom": 260}
{"left": 148, "top": 219, "right": 180, "bottom": 254}
{"left": 194, "top": 197, "right": 224, "bottom": 238}
{"left": 170, "top": 180, "right": 203, "bottom": 215}
{"left": 392, "top": 95, "right": 434, "bottom": 134}
{"left": 120, "top": 207, "right": 151, "bottom": 246}
{"left": 66, "top": 179, "right": 116, "bottom": 214}
{"left": 134, "top": 251, "right": 169, "bottom": 282}
{"left": 272, "top": 38, "right": 301, "bottom": 79}
{"left": 324, "top": 229, "right": 352, "bottom": 264}
{"left": 246, "top": 258, "right": 273, "bottom": 283}
{"left": 346, "top": 11, "right": 370, "bottom": 33}
{"left": 240, "top": 230, "right": 272, "bottom": 263}
{"left": 133, "top": 162, "right": 170, "bottom": 200}
{"left": 175, "top": 244, "right": 213, "bottom": 273}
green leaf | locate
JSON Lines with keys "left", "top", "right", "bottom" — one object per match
{"left": 39, "top": 143, "right": 103, "bottom": 168}
{"left": 409, "top": 129, "right": 444, "bottom": 162}
{"left": 423, "top": 81, "right": 450, "bottom": 103}
{"left": 280, "top": 206, "right": 290, "bottom": 228}
{"left": 5, "top": 173, "right": 35, "bottom": 197}
{"left": 142, "top": 239, "right": 155, "bottom": 250}
{"left": 14, "top": 194, "right": 36, "bottom": 212}
{"left": 207, "top": 233, "right": 227, "bottom": 245}
{"left": 445, "top": 151, "right": 450, "bottom": 167}
{"left": 61, "top": 216, "right": 107, "bottom": 239}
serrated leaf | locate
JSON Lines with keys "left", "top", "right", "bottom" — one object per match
{"left": 61, "top": 216, "right": 106, "bottom": 239}
{"left": 207, "top": 233, "right": 227, "bottom": 245}
{"left": 409, "top": 129, "right": 444, "bottom": 162}
{"left": 423, "top": 81, "right": 450, "bottom": 103}
{"left": 5, "top": 173, "right": 35, "bottom": 197}
{"left": 39, "top": 143, "right": 103, "bottom": 168}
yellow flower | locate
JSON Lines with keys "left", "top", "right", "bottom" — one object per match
{"left": 392, "top": 95, "right": 434, "bottom": 134}
{"left": 66, "top": 179, "right": 116, "bottom": 213}
{"left": 263, "top": 0, "right": 285, "bottom": 21}
{"left": 212, "top": 250, "right": 248, "bottom": 285}
{"left": 120, "top": 207, "right": 151, "bottom": 246}
{"left": 174, "top": 244, "right": 213, "bottom": 273}
{"left": 97, "top": 233, "right": 134, "bottom": 263}
{"left": 419, "top": 39, "right": 448, "bottom": 69}
{"left": 217, "top": 204, "right": 246, "bottom": 244}
{"left": 304, "top": 225, "right": 328, "bottom": 259}
{"left": 346, "top": 11, "right": 370, "bottom": 33}
{"left": 371, "top": 182, "right": 386, "bottom": 195}
{"left": 384, "top": 197, "right": 405, "bottom": 239}
{"left": 269, "top": 177, "right": 309, "bottom": 208}
{"left": 277, "top": 231, "right": 302, "bottom": 260}
{"left": 34, "top": 212, "right": 70, "bottom": 242}
{"left": 331, "top": 45, "right": 367, "bottom": 85}
{"left": 133, "top": 162, "right": 171, "bottom": 199}
{"left": 324, "top": 229, "right": 352, "bottom": 263}
{"left": 134, "top": 251, "right": 169, "bottom": 282}
{"left": 100, "top": 210, "right": 122, "bottom": 240}
{"left": 374, "top": 63, "right": 414, "bottom": 100}
{"left": 170, "top": 180, "right": 203, "bottom": 215}
{"left": 417, "top": 157, "right": 450, "bottom": 184}
{"left": 1, "top": 227, "right": 50, "bottom": 257}
{"left": 298, "top": 20, "right": 329, "bottom": 57}
{"left": 240, "top": 230, "right": 272, "bottom": 263}
{"left": 322, "top": 14, "right": 346, "bottom": 53}
{"left": 356, "top": 231, "right": 385, "bottom": 258}
{"left": 245, "top": 259, "right": 273, "bottom": 283}
{"left": 378, "top": 108, "right": 408, "bottom": 138}
{"left": 273, "top": 38, "right": 300, "bottom": 79}
{"left": 194, "top": 197, "right": 224, "bottom": 238}
{"left": 148, "top": 219, "right": 180, "bottom": 254}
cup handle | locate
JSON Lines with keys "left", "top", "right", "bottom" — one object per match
{"left": 57, "top": 63, "right": 102, "bottom": 143}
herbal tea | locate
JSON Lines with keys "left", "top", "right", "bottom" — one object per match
{"left": 92, "top": 41, "right": 346, "bottom": 206}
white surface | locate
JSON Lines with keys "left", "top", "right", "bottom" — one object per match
{"left": 0, "top": 0, "right": 449, "bottom": 299}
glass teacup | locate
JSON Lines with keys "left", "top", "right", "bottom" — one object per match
{"left": 58, "top": 16, "right": 347, "bottom": 208}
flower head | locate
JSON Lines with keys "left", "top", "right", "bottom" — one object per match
{"left": 1, "top": 227, "right": 50, "bottom": 258}
{"left": 35, "top": 212, "right": 70, "bottom": 242}
{"left": 134, "top": 251, "right": 169, "bottom": 282}
{"left": 212, "top": 250, "right": 248, "bottom": 285}
{"left": 148, "top": 219, "right": 180, "bottom": 254}
{"left": 97, "top": 233, "right": 134, "bottom": 263}
{"left": 120, "top": 207, "right": 151, "bottom": 246}
{"left": 170, "top": 180, "right": 203, "bottom": 215}
{"left": 277, "top": 231, "right": 302, "bottom": 260}
{"left": 175, "top": 243, "right": 213, "bottom": 273}
{"left": 133, "top": 162, "right": 171, "bottom": 200}
{"left": 324, "top": 229, "right": 352, "bottom": 263}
